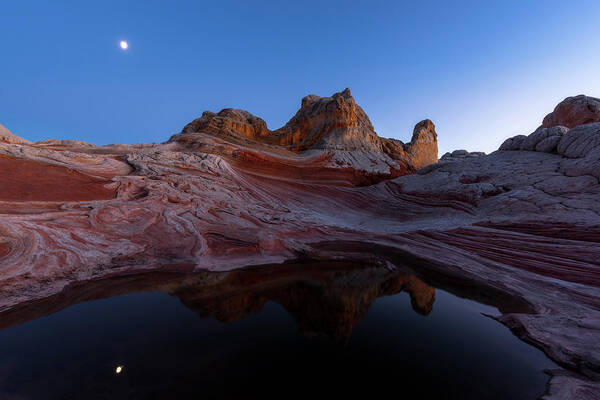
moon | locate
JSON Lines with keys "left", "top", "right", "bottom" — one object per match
{"left": 119, "top": 41, "right": 128, "bottom": 50}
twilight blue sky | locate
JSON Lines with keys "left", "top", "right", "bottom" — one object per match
{"left": 1, "top": 1, "right": 599, "bottom": 154}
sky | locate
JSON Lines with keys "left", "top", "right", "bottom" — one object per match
{"left": 1, "top": 1, "right": 599, "bottom": 155}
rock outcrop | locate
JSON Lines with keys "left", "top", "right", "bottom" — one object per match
{"left": 0, "top": 93, "right": 599, "bottom": 398}
{"left": 270, "top": 88, "right": 382, "bottom": 151}
{"left": 172, "top": 88, "right": 438, "bottom": 183}
{"left": 182, "top": 109, "right": 270, "bottom": 141}
{"left": 542, "top": 95, "right": 600, "bottom": 129}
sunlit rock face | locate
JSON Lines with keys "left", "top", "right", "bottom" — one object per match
{"left": 0, "top": 93, "right": 599, "bottom": 398}
{"left": 172, "top": 88, "right": 438, "bottom": 184}
{"left": 542, "top": 95, "right": 600, "bottom": 129}
{"left": 271, "top": 88, "right": 382, "bottom": 151}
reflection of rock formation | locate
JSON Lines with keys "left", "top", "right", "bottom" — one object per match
{"left": 168, "top": 264, "right": 435, "bottom": 340}
{"left": 0, "top": 263, "right": 434, "bottom": 341}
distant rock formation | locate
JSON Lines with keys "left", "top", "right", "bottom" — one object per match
{"left": 0, "top": 123, "right": 31, "bottom": 144}
{"left": 174, "top": 88, "right": 438, "bottom": 181}
{"left": 542, "top": 95, "right": 600, "bottom": 128}
{"left": 440, "top": 149, "right": 486, "bottom": 163}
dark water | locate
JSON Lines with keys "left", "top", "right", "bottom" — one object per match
{"left": 0, "top": 263, "right": 555, "bottom": 399}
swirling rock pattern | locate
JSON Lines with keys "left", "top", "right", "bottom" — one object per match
{"left": 0, "top": 92, "right": 599, "bottom": 398}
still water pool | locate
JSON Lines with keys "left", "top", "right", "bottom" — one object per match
{"left": 0, "top": 264, "right": 555, "bottom": 399}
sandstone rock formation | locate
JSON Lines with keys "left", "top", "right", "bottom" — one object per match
{"left": 0, "top": 123, "right": 31, "bottom": 144}
{"left": 172, "top": 88, "right": 438, "bottom": 184}
{"left": 182, "top": 109, "right": 270, "bottom": 141}
{"left": 542, "top": 95, "right": 600, "bottom": 128}
{"left": 0, "top": 93, "right": 598, "bottom": 398}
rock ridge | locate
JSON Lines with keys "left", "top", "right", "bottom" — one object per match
{"left": 0, "top": 123, "right": 31, "bottom": 144}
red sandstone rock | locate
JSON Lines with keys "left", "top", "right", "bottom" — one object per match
{"left": 542, "top": 95, "right": 600, "bottom": 128}
{"left": 0, "top": 156, "right": 116, "bottom": 202}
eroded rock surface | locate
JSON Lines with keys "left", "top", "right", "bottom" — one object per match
{"left": 542, "top": 95, "right": 600, "bottom": 129}
{"left": 440, "top": 149, "right": 486, "bottom": 162}
{"left": 0, "top": 93, "right": 599, "bottom": 398}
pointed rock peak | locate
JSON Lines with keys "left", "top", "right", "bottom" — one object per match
{"left": 335, "top": 87, "right": 352, "bottom": 99}
{"left": 0, "top": 123, "right": 31, "bottom": 144}
{"left": 542, "top": 94, "right": 600, "bottom": 129}
{"left": 300, "top": 88, "right": 354, "bottom": 108}
{"left": 273, "top": 88, "right": 377, "bottom": 151}
{"left": 400, "top": 119, "right": 438, "bottom": 170}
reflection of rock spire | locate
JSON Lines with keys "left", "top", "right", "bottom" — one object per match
{"left": 405, "top": 275, "right": 436, "bottom": 316}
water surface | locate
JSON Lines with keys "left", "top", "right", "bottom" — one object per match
{"left": 0, "top": 263, "right": 555, "bottom": 399}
